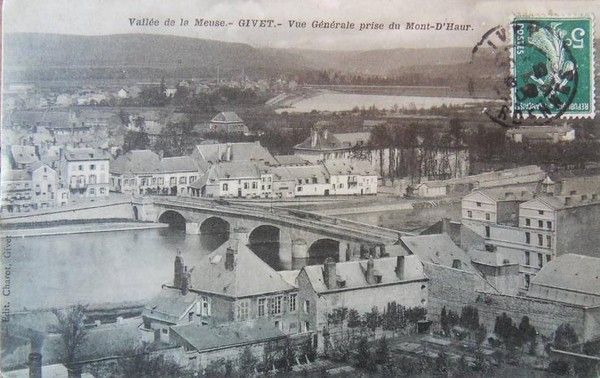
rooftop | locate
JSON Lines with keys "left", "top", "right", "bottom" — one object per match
{"left": 192, "top": 142, "right": 277, "bottom": 170}
{"left": 171, "top": 318, "right": 285, "bottom": 352}
{"left": 293, "top": 128, "right": 347, "bottom": 152}
{"left": 64, "top": 148, "right": 110, "bottom": 161}
{"left": 530, "top": 254, "right": 600, "bottom": 296}
{"left": 10, "top": 145, "right": 39, "bottom": 165}
{"left": 143, "top": 287, "right": 198, "bottom": 324}
{"left": 160, "top": 156, "right": 198, "bottom": 173}
{"left": 110, "top": 150, "right": 162, "bottom": 175}
{"left": 400, "top": 234, "right": 475, "bottom": 272}
{"left": 211, "top": 111, "right": 244, "bottom": 124}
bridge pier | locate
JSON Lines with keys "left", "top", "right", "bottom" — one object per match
{"left": 291, "top": 239, "right": 308, "bottom": 259}
{"left": 185, "top": 222, "right": 201, "bottom": 234}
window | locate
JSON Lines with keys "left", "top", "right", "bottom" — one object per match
{"left": 525, "top": 218, "right": 530, "bottom": 226}
{"left": 525, "top": 251, "right": 530, "bottom": 265}
{"left": 269, "top": 295, "right": 283, "bottom": 315}
{"left": 538, "top": 220, "right": 543, "bottom": 228}
{"left": 303, "top": 300, "right": 310, "bottom": 313}
{"left": 304, "top": 321, "right": 310, "bottom": 332}
{"left": 547, "top": 255, "right": 552, "bottom": 262}
{"left": 162, "top": 328, "right": 169, "bottom": 334}
{"left": 525, "top": 232, "right": 530, "bottom": 244}
{"left": 538, "top": 210, "right": 544, "bottom": 215}
{"left": 223, "top": 183, "right": 229, "bottom": 191}
{"left": 524, "top": 274, "right": 530, "bottom": 289}
{"left": 258, "top": 298, "right": 267, "bottom": 317}
{"left": 89, "top": 188, "right": 95, "bottom": 195}
{"left": 304, "top": 179, "right": 309, "bottom": 184}
{"left": 158, "top": 177, "right": 164, "bottom": 185}
{"left": 297, "top": 179, "right": 302, "bottom": 185}
{"left": 152, "top": 177, "right": 157, "bottom": 184}
{"left": 90, "top": 164, "right": 96, "bottom": 170}
{"left": 467, "top": 210, "right": 472, "bottom": 218}
{"left": 538, "top": 234, "right": 543, "bottom": 246}
{"left": 252, "top": 182, "right": 257, "bottom": 189}
{"left": 485, "top": 213, "right": 490, "bottom": 221}
{"left": 297, "top": 186, "right": 302, "bottom": 192}
{"left": 188, "top": 312, "right": 194, "bottom": 322}
{"left": 99, "top": 188, "right": 105, "bottom": 194}
{"left": 312, "top": 177, "right": 317, "bottom": 184}
{"left": 546, "top": 221, "right": 552, "bottom": 229}
{"left": 244, "top": 182, "right": 249, "bottom": 189}
{"left": 200, "top": 296, "right": 211, "bottom": 316}
{"left": 170, "top": 177, "right": 176, "bottom": 185}
{"left": 476, "top": 202, "right": 482, "bottom": 207}
{"left": 485, "top": 226, "right": 490, "bottom": 238}
{"left": 78, "top": 165, "right": 83, "bottom": 171}
{"left": 179, "top": 176, "right": 187, "bottom": 184}
{"left": 538, "top": 253, "right": 543, "bottom": 268}
{"left": 236, "top": 300, "right": 249, "bottom": 321}
{"left": 190, "top": 176, "right": 196, "bottom": 183}
{"left": 289, "top": 293, "right": 297, "bottom": 313}
{"left": 546, "top": 235, "right": 552, "bottom": 248}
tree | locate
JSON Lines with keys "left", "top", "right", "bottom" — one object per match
{"left": 347, "top": 309, "right": 362, "bottom": 328}
{"left": 435, "top": 350, "right": 449, "bottom": 375}
{"left": 364, "top": 307, "right": 382, "bottom": 332}
{"left": 237, "top": 346, "right": 258, "bottom": 376}
{"left": 204, "top": 358, "right": 233, "bottom": 377}
{"left": 440, "top": 307, "right": 449, "bottom": 335}
{"left": 460, "top": 306, "right": 480, "bottom": 330}
{"left": 554, "top": 323, "right": 578, "bottom": 350}
{"left": 281, "top": 338, "right": 295, "bottom": 372}
{"left": 494, "top": 312, "right": 520, "bottom": 350}
{"left": 118, "top": 351, "right": 188, "bottom": 378}
{"left": 50, "top": 305, "right": 88, "bottom": 378}
{"left": 353, "top": 337, "right": 376, "bottom": 372}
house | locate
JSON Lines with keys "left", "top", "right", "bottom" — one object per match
{"left": 540, "top": 173, "right": 600, "bottom": 199}
{"left": 142, "top": 240, "right": 300, "bottom": 343}
{"left": 169, "top": 319, "right": 287, "bottom": 372}
{"left": 161, "top": 156, "right": 201, "bottom": 196}
{"left": 209, "top": 112, "right": 249, "bottom": 135}
{"left": 506, "top": 124, "right": 575, "bottom": 143}
{"left": 0, "top": 170, "right": 33, "bottom": 213}
{"left": 60, "top": 148, "right": 110, "bottom": 198}
{"left": 415, "top": 181, "right": 448, "bottom": 198}
{"left": 323, "top": 160, "right": 378, "bottom": 195}
{"left": 293, "top": 127, "right": 349, "bottom": 163}
{"left": 9, "top": 145, "right": 39, "bottom": 169}
{"left": 527, "top": 254, "right": 600, "bottom": 306}
{"left": 188, "top": 161, "right": 270, "bottom": 198}
{"left": 30, "top": 161, "right": 68, "bottom": 209}
{"left": 297, "top": 255, "right": 428, "bottom": 350}
{"left": 285, "top": 165, "right": 330, "bottom": 197}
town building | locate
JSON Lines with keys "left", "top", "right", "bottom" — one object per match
{"left": 505, "top": 124, "right": 575, "bottom": 143}
{"left": 60, "top": 148, "right": 110, "bottom": 198}
{"left": 540, "top": 173, "right": 600, "bottom": 199}
{"left": 190, "top": 141, "right": 278, "bottom": 171}
{"left": 9, "top": 145, "right": 39, "bottom": 169}
{"left": 0, "top": 170, "right": 33, "bottom": 213}
{"left": 322, "top": 160, "right": 378, "bottom": 196}
{"left": 461, "top": 188, "right": 533, "bottom": 231}
{"left": 30, "top": 161, "right": 69, "bottom": 209}
{"left": 209, "top": 112, "right": 249, "bottom": 135}
{"left": 296, "top": 255, "right": 428, "bottom": 350}
{"left": 188, "top": 161, "right": 271, "bottom": 198}
{"left": 110, "top": 150, "right": 200, "bottom": 195}
{"left": 141, "top": 240, "right": 299, "bottom": 343}
{"left": 292, "top": 127, "right": 351, "bottom": 162}
{"left": 526, "top": 254, "right": 600, "bottom": 307}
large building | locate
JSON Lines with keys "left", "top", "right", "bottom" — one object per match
{"left": 209, "top": 112, "right": 249, "bottom": 135}
{"left": 190, "top": 141, "right": 278, "bottom": 171}
{"left": 110, "top": 150, "right": 200, "bottom": 195}
{"left": 296, "top": 255, "right": 428, "bottom": 350}
{"left": 60, "top": 148, "right": 110, "bottom": 198}
{"left": 505, "top": 124, "right": 575, "bottom": 143}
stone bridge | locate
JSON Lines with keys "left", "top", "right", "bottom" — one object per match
{"left": 133, "top": 196, "right": 411, "bottom": 267}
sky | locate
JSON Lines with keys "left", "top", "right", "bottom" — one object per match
{"left": 3, "top": 0, "right": 599, "bottom": 50}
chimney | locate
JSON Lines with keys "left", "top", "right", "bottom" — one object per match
{"left": 366, "top": 257, "right": 376, "bottom": 284}
{"left": 225, "top": 246, "right": 236, "bottom": 271}
{"left": 28, "top": 335, "right": 43, "bottom": 378}
{"left": 395, "top": 256, "right": 405, "bottom": 281}
{"left": 174, "top": 254, "right": 184, "bottom": 288}
{"left": 181, "top": 266, "right": 190, "bottom": 295}
{"left": 311, "top": 128, "right": 318, "bottom": 148}
{"left": 323, "top": 258, "right": 337, "bottom": 289}
{"left": 441, "top": 218, "right": 451, "bottom": 234}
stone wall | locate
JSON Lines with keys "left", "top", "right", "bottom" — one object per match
{"left": 0, "top": 201, "right": 135, "bottom": 224}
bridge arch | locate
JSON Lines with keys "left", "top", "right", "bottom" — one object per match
{"left": 308, "top": 238, "right": 340, "bottom": 263}
{"left": 158, "top": 210, "right": 186, "bottom": 230}
{"left": 200, "top": 217, "right": 230, "bottom": 250}
{"left": 249, "top": 225, "right": 280, "bottom": 245}
{"left": 248, "top": 225, "right": 282, "bottom": 269}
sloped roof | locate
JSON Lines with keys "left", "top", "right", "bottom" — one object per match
{"left": 473, "top": 187, "right": 534, "bottom": 202}
{"left": 3, "top": 170, "right": 32, "bottom": 182}
{"left": 293, "top": 129, "right": 347, "bottom": 151}
{"left": 142, "top": 287, "right": 198, "bottom": 324}
{"left": 171, "top": 319, "right": 285, "bottom": 352}
{"left": 189, "top": 240, "right": 295, "bottom": 298}
{"left": 274, "top": 155, "right": 310, "bottom": 166}
{"left": 333, "top": 132, "right": 371, "bottom": 148}
{"left": 10, "top": 145, "right": 39, "bottom": 165}
{"left": 211, "top": 112, "right": 244, "bottom": 124}
{"left": 110, "top": 150, "right": 161, "bottom": 175}
{"left": 64, "top": 148, "right": 110, "bottom": 161}
{"left": 302, "top": 256, "right": 426, "bottom": 294}
{"left": 29, "top": 161, "right": 54, "bottom": 173}
{"left": 193, "top": 142, "right": 277, "bottom": 169}
{"left": 323, "top": 160, "right": 378, "bottom": 176}
{"left": 400, "top": 234, "right": 475, "bottom": 272}
{"left": 531, "top": 254, "right": 600, "bottom": 296}
{"left": 279, "top": 165, "right": 329, "bottom": 181}
{"left": 160, "top": 156, "right": 198, "bottom": 173}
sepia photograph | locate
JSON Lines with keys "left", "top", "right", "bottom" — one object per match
{"left": 0, "top": 0, "right": 599, "bottom": 376}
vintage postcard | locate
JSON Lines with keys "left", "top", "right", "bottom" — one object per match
{"left": 1, "top": 1, "right": 599, "bottom": 377}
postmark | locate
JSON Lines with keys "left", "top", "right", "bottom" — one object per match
{"left": 512, "top": 16, "right": 594, "bottom": 119}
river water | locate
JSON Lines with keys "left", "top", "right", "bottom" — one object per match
{"left": 2, "top": 227, "right": 316, "bottom": 311}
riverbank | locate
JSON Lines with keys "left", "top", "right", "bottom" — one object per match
{"left": 0, "top": 221, "right": 167, "bottom": 238}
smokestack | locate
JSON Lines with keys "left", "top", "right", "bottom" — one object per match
{"left": 366, "top": 257, "right": 376, "bottom": 284}
{"left": 225, "top": 246, "right": 236, "bottom": 271}
{"left": 323, "top": 258, "right": 337, "bottom": 289}
{"left": 441, "top": 218, "right": 450, "bottom": 234}
{"left": 28, "top": 352, "right": 42, "bottom": 378}
{"left": 174, "top": 254, "right": 184, "bottom": 288}
{"left": 395, "top": 256, "right": 405, "bottom": 281}
{"left": 181, "top": 266, "right": 190, "bottom": 295}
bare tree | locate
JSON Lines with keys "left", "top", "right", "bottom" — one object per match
{"left": 50, "top": 305, "right": 88, "bottom": 378}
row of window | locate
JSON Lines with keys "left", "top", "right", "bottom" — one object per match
{"left": 236, "top": 294, "right": 298, "bottom": 321}
{"left": 524, "top": 232, "right": 552, "bottom": 248}
{"left": 524, "top": 218, "right": 552, "bottom": 230}
{"left": 120, "top": 175, "right": 195, "bottom": 187}
{"left": 75, "top": 163, "right": 106, "bottom": 171}
{"left": 70, "top": 174, "right": 105, "bottom": 185}
{"left": 524, "top": 251, "right": 551, "bottom": 268}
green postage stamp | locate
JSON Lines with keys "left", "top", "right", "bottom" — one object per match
{"left": 512, "top": 16, "right": 595, "bottom": 118}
